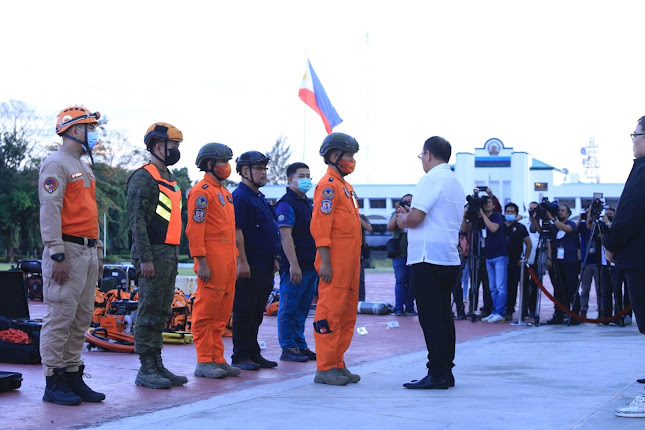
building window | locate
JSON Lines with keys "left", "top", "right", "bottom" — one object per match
{"left": 369, "top": 198, "right": 386, "bottom": 209}
{"left": 391, "top": 198, "right": 400, "bottom": 208}
{"left": 357, "top": 198, "right": 364, "bottom": 209}
{"left": 534, "top": 182, "right": 548, "bottom": 191}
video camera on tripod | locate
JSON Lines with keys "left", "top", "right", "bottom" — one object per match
{"left": 589, "top": 192, "right": 606, "bottom": 220}
{"left": 465, "top": 187, "right": 489, "bottom": 224}
{"left": 529, "top": 197, "right": 560, "bottom": 236}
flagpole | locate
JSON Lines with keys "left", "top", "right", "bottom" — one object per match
{"left": 303, "top": 105, "right": 306, "bottom": 162}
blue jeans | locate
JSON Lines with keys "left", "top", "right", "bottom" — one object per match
{"left": 461, "top": 260, "right": 470, "bottom": 300}
{"left": 392, "top": 257, "right": 415, "bottom": 312}
{"left": 486, "top": 256, "right": 508, "bottom": 316}
{"left": 277, "top": 268, "right": 318, "bottom": 349}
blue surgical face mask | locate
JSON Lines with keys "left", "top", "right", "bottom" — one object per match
{"left": 505, "top": 214, "right": 516, "bottom": 222}
{"left": 295, "top": 178, "right": 312, "bottom": 193}
{"left": 86, "top": 131, "right": 99, "bottom": 151}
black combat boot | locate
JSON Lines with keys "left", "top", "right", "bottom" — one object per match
{"left": 43, "top": 368, "right": 82, "bottom": 405}
{"left": 65, "top": 364, "right": 106, "bottom": 402}
{"left": 135, "top": 352, "right": 172, "bottom": 389}
{"left": 153, "top": 349, "right": 188, "bottom": 386}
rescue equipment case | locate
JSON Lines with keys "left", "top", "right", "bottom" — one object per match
{"left": 0, "top": 270, "right": 42, "bottom": 364}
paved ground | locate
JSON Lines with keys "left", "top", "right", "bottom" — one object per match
{"left": 1, "top": 271, "right": 642, "bottom": 429}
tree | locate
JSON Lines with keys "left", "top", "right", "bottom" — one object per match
{"left": 0, "top": 100, "right": 49, "bottom": 263}
{"left": 266, "top": 136, "right": 291, "bottom": 185}
{"left": 93, "top": 117, "right": 146, "bottom": 168}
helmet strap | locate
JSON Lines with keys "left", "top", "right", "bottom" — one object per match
{"left": 150, "top": 139, "right": 169, "bottom": 166}
{"left": 331, "top": 150, "right": 347, "bottom": 177}
{"left": 241, "top": 166, "right": 262, "bottom": 188}
{"left": 63, "top": 124, "right": 95, "bottom": 165}
{"left": 208, "top": 162, "right": 224, "bottom": 183}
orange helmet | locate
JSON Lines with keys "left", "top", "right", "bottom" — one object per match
{"left": 56, "top": 106, "right": 100, "bottom": 136}
{"left": 144, "top": 122, "right": 183, "bottom": 149}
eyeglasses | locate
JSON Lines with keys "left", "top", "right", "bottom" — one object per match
{"left": 631, "top": 133, "right": 645, "bottom": 141}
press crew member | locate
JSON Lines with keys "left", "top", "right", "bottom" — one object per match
{"left": 276, "top": 162, "right": 318, "bottom": 363}
{"left": 577, "top": 205, "right": 603, "bottom": 319}
{"left": 231, "top": 151, "right": 281, "bottom": 371}
{"left": 545, "top": 204, "right": 581, "bottom": 325}
{"left": 504, "top": 202, "right": 531, "bottom": 321}
{"left": 310, "top": 133, "right": 362, "bottom": 386}
{"left": 186, "top": 143, "right": 240, "bottom": 379}
{"left": 605, "top": 117, "right": 645, "bottom": 418}
{"left": 127, "top": 122, "right": 187, "bottom": 389}
{"left": 39, "top": 106, "right": 105, "bottom": 405}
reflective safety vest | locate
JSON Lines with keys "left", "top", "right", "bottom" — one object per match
{"left": 142, "top": 163, "right": 182, "bottom": 245}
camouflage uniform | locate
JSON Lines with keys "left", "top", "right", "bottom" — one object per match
{"left": 127, "top": 166, "right": 180, "bottom": 354}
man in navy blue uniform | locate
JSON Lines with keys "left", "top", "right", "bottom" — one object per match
{"left": 545, "top": 204, "right": 580, "bottom": 325}
{"left": 275, "top": 162, "right": 318, "bottom": 362}
{"left": 231, "top": 151, "right": 281, "bottom": 370}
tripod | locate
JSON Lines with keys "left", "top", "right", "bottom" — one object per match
{"left": 468, "top": 220, "right": 484, "bottom": 323}
{"left": 568, "top": 216, "right": 619, "bottom": 326}
{"left": 533, "top": 220, "right": 556, "bottom": 326}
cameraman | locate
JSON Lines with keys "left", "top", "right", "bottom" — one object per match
{"left": 387, "top": 194, "right": 416, "bottom": 315}
{"left": 545, "top": 204, "right": 581, "bottom": 325}
{"left": 577, "top": 205, "right": 603, "bottom": 319}
{"left": 504, "top": 202, "right": 532, "bottom": 321}
{"left": 462, "top": 196, "right": 507, "bottom": 323}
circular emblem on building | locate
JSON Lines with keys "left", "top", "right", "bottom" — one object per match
{"left": 484, "top": 138, "right": 503, "bottom": 156}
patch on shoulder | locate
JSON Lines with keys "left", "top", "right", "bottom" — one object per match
{"left": 320, "top": 199, "right": 333, "bottom": 214}
{"left": 328, "top": 177, "right": 334, "bottom": 182}
{"left": 278, "top": 214, "right": 285, "bottom": 221}
{"left": 202, "top": 184, "right": 209, "bottom": 189}
{"left": 218, "top": 194, "right": 226, "bottom": 206}
{"left": 43, "top": 177, "right": 58, "bottom": 194}
{"left": 195, "top": 196, "right": 208, "bottom": 208}
{"left": 193, "top": 209, "right": 205, "bottom": 223}
{"left": 227, "top": 195, "right": 233, "bottom": 204}
{"left": 322, "top": 187, "right": 334, "bottom": 199}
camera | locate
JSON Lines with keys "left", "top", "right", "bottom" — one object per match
{"left": 465, "top": 188, "right": 489, "bottom": 218}
{"left": 398, "top": 199, "right": 410, "bottom": 209}
{"left": 16, "top": 259, "right": 43, "bottom": 300}
{"left": 590, "top": 192, "right": 606, "bottom": 219}
{"left": 529, "top": 197, "right": 559, "bottom": 221}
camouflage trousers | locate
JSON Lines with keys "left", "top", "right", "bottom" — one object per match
{"left": 133, "top": 258, "right": 178, "bottom": 354}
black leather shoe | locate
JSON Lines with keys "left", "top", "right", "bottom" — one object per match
{"left": 251, "top": 355, "right": 278, "bottom": 368}
{"left": 403, "top": 375, "right": 450, "bottom": 389}
{"left": 231, "top": 360, "right": 261, "bottom": 371}
{"left": 637, "top": 378, "right": 645, "bottom": 384}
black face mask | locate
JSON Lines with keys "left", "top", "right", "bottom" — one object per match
{"left": 165, "top": 147, "right": 181, "bottom": 166}
{"left": 607, "top": 215, "right": 614, "bottom": 222}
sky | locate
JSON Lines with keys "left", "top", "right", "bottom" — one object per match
{"left": 1, "top": 0, "right": 643, "bottom": 186}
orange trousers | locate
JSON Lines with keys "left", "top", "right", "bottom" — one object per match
{"left": 192, "top": 248, "right": 236, "bottom": 363}
{"left": 313, "top": 245, "right": 360, "bottom": 371}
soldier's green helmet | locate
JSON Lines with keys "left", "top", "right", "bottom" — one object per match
{"left": 196, "top": 142, "right": 233, "bottom": 171}
{"left": 319, "top": 132, "right": 359, "bottom": 157}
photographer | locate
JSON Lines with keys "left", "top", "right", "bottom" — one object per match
{"left": 577, "top": 204, "right": 603, "bottom": 319}
{"left": 387, "top": 194, "right": 416, "bottom": 316}
{"left": 545, "top": 204, "right": 581, "bottom": 325}
{"left": 504, "top": 203, "right": 532, "bottom": 321}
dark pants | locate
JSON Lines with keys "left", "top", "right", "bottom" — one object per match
{"left": 231, "top": 265, "right": 274, "bottom": 362}
{"left": 359, "top": 257, "right": 366, "bottom": 302}
{"left": 412, "top": 262, "right": 461, "bottom": 376}
{"left": 624, "top": 270, "right": 645, "bottom": 334}
{"left": 554, "top": 262, "right": 580, "bottom": 318}
{"left": 602, "top": 266, "right": 632, "bottom": 318}
{"left": 506, "top": 261, "right": 521, "bottom": 316}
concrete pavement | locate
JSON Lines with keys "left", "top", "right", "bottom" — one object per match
{"left": 89, "top": 322, "right": 645, "bottom": 430}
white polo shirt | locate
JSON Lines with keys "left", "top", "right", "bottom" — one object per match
{"left": 407, "top": 163, "right": 465, "bottom": 266}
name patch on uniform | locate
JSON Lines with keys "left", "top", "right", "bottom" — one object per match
{"left": 218, "top": 194, "right": 226, "bottom": 206}
{"left": 43, "top": 177, "right": 58, "bottom": 194}
{"left": 70, "top": 172, "right": 83, "bottom": 179}
{"left": 227, "top": 195, "right": 233, "bottom": 204}
{"left": 320, "top": 199, "right": 333, "bottom": 214}
{"left": 322, "top": 187, "right": 334, "bottom": 199}
{"left": 195, "top": 196, "right": 208, "bottom": 208}
{"left": 193, "top": 209, "right": 205, "bottom": 223}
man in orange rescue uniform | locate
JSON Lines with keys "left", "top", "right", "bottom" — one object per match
{"left": 39, "top": 106, "right": 105, "bottom": 405}
{"left": 186, "top": 142, "right": 241, "bottom": 379}
{"left": 310, "top": 132, "right": 363, "bottom": 386}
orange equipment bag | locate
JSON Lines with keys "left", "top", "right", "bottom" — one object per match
{"left": 165, "top": 288, "right": 188, "bottom": 332}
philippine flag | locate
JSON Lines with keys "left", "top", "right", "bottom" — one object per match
{"left": 298, "top": 60, "right": 343, "bottom": 134}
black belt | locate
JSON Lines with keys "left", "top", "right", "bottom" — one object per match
{"left": 62, "top": 234, "right": 97, "bottom": 248}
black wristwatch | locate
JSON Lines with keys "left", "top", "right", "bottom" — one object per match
{"left": 51, "top": 253, "right": 65, "bottom": 262}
